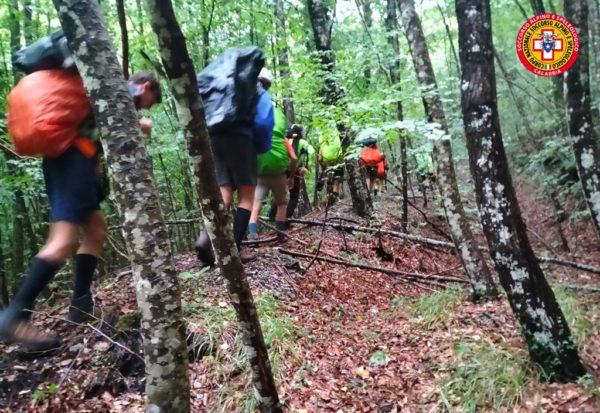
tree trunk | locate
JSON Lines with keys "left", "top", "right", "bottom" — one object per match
{"left": 307, "top": 0, "right": 373, "bottom": 218}
{"left": 564, "top": 0, "right": 600, "bottom": 241}
{"left": 456, "top": 0, "right": 587, "bottom": 381}
{"left": 275, "top": 0, "right": 295, "bottom": 122}
{"left": 588, "top": 0, "right": 600, "bottom": 111}
{"left": 52, "top": 1, "right": 191, "bottom": 411}
{"left": 385, "top": 0, "right": 408, "bottom": 232}
{"left": 23, "top": 0, "right": 34, "bottom": 44}
{"left": 361, "top": 0, "right": 372, "bottom": 84}
{"left": 143, "top": 1, "right": 283, "bottom": 411}
{"left": 400, "top": 0, "right": 498, "bottom": 301}
{"left": 116, "top": 0, "right": 130, "bottom": 79}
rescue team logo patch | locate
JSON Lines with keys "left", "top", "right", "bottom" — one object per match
{"left": 516, "top": 14, "right": 579, "bottom": 77}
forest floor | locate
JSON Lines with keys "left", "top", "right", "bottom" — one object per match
{"left": 1, "top": 182, "right": 599, "bottom": 412}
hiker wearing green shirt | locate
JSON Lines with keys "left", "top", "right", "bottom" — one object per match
{"left": 317, "top": 133, "right": 343, "bottom": 205}
{"left": 249, "top": 107, "right": 297, "bottom": 240}
{"left": 286, "top": 124, "right": 314, "bottom": 218}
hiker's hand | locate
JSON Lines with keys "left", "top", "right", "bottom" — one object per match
{"left": 298, "top": 167, "right": 308, "bottom": 177}
{"left": 287, "top": 177, "right": 295, "bottom": 190}
{"left": 139, "top": 117, "right": 153, "bottom": 135}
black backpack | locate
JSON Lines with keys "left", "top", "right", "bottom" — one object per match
{"left": 12, "top": 30, "right": 74, "bottom": 74}
{"left": 197, "top": 46, "right": 265, "bottom": 132}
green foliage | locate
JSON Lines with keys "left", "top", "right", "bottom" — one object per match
{"left": 552, "top": 285, "right": 597, "bottom": 347}
{"left": 438, "top": 343, "right": 531, "bottom": 412}
{"left": 394, "top": 286, "right": 464, "bottom": 330}
{"left": 31, "top": 383, "right": 58, "bottom": 405}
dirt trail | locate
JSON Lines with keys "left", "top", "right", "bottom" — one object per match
{"left": 1, "top": 191, "right": 598, "bottom": 412}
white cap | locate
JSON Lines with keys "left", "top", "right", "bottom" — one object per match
{"left": 258, "top": 67, "right": 273, "bottom": 84}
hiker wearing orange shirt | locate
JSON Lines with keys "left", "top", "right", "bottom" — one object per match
{"left": 359, "top": 140, "right": 386, "bottom": 196}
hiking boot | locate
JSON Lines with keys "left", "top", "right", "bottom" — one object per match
{"left": 239, "top": 249, "right": 256, "bottom": 263}
{"left": 248, "top": 232, "right": 259, "bottom": 241}
{"left": 0, "top": 307, "right": 60, "bottom": 353}
{"left": 195, "top": 231, "right": 215, "bottom": 267}
{"left": 68, "top": 293, "right": 95, "bottom": 324}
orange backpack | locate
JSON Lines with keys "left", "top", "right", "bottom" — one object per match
{"left": 360, "top": 146, "right": 382, "bottom": 166}
{"left": 7, "top": 69, "right": 91, "bottom": 158}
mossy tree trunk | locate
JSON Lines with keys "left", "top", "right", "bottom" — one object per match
{"left": 399, "top": 0, "right": 498, "bottom": 301}
{"left": 52, "top": 1, "right": 190, "bottom": 411}
{"left": 564, "top": 0, "right": 600, "bottom": 241}
{"left": 143, "top": 1, "right": 283, "bottom": 411}
{"left": 307, "top": 0, "right": 373, "bottom": 218}
{"left": 456, "top": 0, "right": 587, "bottom": 381}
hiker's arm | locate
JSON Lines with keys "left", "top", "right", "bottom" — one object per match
{"left": 139, "top": 117, "right": 153, "bottom": 135}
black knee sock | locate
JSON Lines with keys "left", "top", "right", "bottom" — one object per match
{"left": 73, "top": 254, "right": 98, "bottom": 299}
{"left": 10, "top": 258, "right": 59, "bottom": 319}
{"left": 233, "top": 208, "right": 251, "bottom": 250}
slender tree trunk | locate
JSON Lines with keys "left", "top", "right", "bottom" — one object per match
{"left": 275, "top": 0, "right": 295, "bottom": 122}
{"left": 362, "top": 0, "right": 372, "bottom": 84}
{"left": 23, "top": 0, "right": 34, "bottom": 43}
{"left": 143, "top": 1, "right": 283, "bottom": 411}
{"left": 549, "top": 192, "right": 570, "bottom": 252}
{"left": 52, "top": 1, "right": 190, "bottom": 411}
{"left": 589, "top": 0, "right": 600, "bottom": 109}
{"left": 456, "top": 0, "right": 587, "bottom": 381}
{"left": 385, "top": 0, "right": 408, "bottom": 232}
{"left": 435, "top": 1, "right": 461, "bottom": 77}
{"left": 0, "top": 222, "right": 8, "bottom": 307}
{"left": 307, "top": 0, "right": 373, "bottom": 218}
{"left": 564, "top": 0, "right": 600, "bottom": 241}
{"left": 400, "top": 0, "right": 498, "bottom": 301}
{"left": 116, "top": 0, "right": 130, "bottom": 79}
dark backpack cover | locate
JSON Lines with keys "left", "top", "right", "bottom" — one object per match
{"left": 197, "top": 46, "right": 265, "bottom": 131}
{"left": 12, "top": 30, "right": 75, "bottom": 74}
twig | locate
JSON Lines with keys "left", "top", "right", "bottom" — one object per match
{"left": 85, "top": 322, "right": 144, "bottom": 362}
{"left": 386, "top": 177, "right": 452, "bottom": 240}
{"left": 562, "top": 284, "right": 600, "bottom": 293}
{"left": 242, "top": 235, "right": 278, "bottom": 245}
{"left": 278, "top": 248, "right": 467, "bottom": 285}
{"left": 527, "top": 227, "right": 558, "bottom": 256}
{"left": 26, "top": 309, "right": 142, "bottom": 361}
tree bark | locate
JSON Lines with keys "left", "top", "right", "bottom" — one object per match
{"left": 399, "top": 0, "right": 498, "bottom": 302}
{"left": 143, "top": 1, "right": 283, "bottom": 411}
{"left": 307, "top": 0, "right": 373, "bottom": 218}
{"left": 564, "top": 0, "right": 600, "bottom": 241}
{"left": 385, "top": 0, "right": 408, "bottom": 232}
{"left": 275, "top": 0, "right": 295, "bottom": 122}
{"left": 52, "top": 1, "right": 191, "bottom": 411}
{"left": 116, "top": 0, "right": 130, "bottom": 79}
{"left": 588, "top": 0, "right": 600, "bottom": 110}
{"left": 456, "top": 0, "right": 586, "bottom": 381}
{"left": 361, "top": 0, "right": 372, "bottom": 84}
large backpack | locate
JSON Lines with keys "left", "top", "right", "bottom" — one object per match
{"left": 360, "top": 146, "right": 383, "bottom": 166}
{"left": 12, "top": 30, "right": 74, "bottom": 74}
{"left": 197, "top": 47, "right": 265, "bottom": 132}
{"left": 7, "top": 69, "right": 91, "bottom": 157}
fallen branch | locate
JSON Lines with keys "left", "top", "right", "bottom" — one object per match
{"left": 243, "top": 235, "right": 278, "bottom": 245}
{"left": 289, "top": 218, "right": 600, "bottom": 276}
{"left": 109, "top": 218, "right": 202, "bottom": 231}
{"left": 278, "top": 248, "right": 467, "bottom": 285}
{"left": 562, "top": 284, "right": 600, "bottom": 293}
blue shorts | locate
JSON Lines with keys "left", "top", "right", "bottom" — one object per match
{"left": 43, "top": 146, "right": 103, "bottom": 223}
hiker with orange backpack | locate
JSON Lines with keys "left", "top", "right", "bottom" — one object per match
{"left": 0, "top": 35, "right": 163, "bottom": 351}
{"left": 359, "top": 139, "right": 386, "bottom": 196}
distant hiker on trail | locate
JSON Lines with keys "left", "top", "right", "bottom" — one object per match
{"left": 317, "top": 133, "right": 343, "bottom": 207}
{"left": 1, "top": 67, "right": 162, "bottom": 352}
{"left": 248, "top": 106, "right": 297, "bottom": 241}
{"left": 195, "top": 48, "right": 274, "bottom": 266}
{"left": 285, "top": 124, "right": 314, "bottom": 218}
{"left": 359, "top": 140, "right": 387, "bottom": 196}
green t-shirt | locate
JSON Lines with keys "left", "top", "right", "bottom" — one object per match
{"left": 319, "top": 134, "right": 342, "bottom": 164}
{"left": 258, "top": 108, "right": 289, "bottom": 175}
